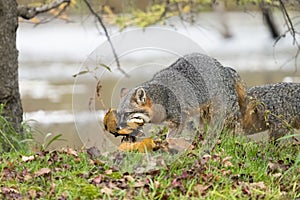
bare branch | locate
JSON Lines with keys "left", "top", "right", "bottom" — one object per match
{"left": 33, "top": 2, "right": 72, "bottom": 26}
{"left": 278, "top": 0, "right": 300, "bottom": 69}
{"left": 279, "top": 0, "right": 296, "bottom": 43}
{"left": 83, "top": 0, "right": 128, "bottom": 77}
{"left": 18, "top": 0, "right": 71, "bottom": 20}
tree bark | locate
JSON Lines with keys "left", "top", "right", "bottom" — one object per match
{"left": 0, "top": 0, "right": 23, "bottom": 131}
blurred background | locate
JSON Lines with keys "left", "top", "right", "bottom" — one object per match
{"left": 17, "top": 0, "right": 300, "bottom": 150}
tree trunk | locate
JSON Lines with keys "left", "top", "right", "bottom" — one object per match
{"left": 260, "top": 2, "right": 280, "bottom": 39}
{"left": 0, "top": 0, "right": 23, "bottom": 131}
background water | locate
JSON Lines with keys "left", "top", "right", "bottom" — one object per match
{"left": 17, "top": 12, "right": 300, "bottom": 150}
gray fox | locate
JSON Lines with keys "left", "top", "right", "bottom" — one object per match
{"left": 242, "top": 82, "right": 300, "bottom": 140}
{"left": 114, "top": 53, "right": 245, "bottom": 137}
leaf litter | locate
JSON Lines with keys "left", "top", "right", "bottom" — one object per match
{"left": 0, "top": 136, "right": 299, "bottom": 199}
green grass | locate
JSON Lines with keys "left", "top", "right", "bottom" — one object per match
{"left": 0, "top": 132, "right": 299, "bottom": 199}
{"left": 0, "top": 104, "right": 32, "bottom": 153}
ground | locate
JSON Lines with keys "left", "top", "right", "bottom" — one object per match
{"left": 0, "top": 132, "right": 299, "bottom": 199}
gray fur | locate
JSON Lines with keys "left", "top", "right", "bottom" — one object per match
{"left": 117, "top": 53, "right": 243, "bottom": 134}
{"left": 244, "top": 82, "right": 300, "bottom": 140}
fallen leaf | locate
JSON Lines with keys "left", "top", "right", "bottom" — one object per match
{"left": 223, "top": 160, "right": 233, "bottom": 167}
{"left": 242, "top": 184, "right": 251, "bottom": 195}
{"left": 49, "top": 183, "right": 56, "bottom": 197}
{"left": 181, "top": 170, "right": 189, "bottom": 179}
{"left": 193, "top": 184, "right": 210, "bottom": 195}
{"left": 133, "top": 180, "right": 145, "bottom": 188}
{"left": 124, "top": 175, "right": 134, "bottom": 182}
{"left": 62, "top": 148, "right": 78, "bottom": 157}
{"left": 21, "top": 155, "right": 35, "bottom": 162}
{"left": 1, "top": 187, "right": 19, "bottom": 194}
{"left": 268, "top": 161, "right": 278, "bottom": 172}
{"left": 28, "top": 189, "right": 37, "bottom": 198}
{"left": 105, "top": 169, "right": 113, "bottom": 175}
{"left": 166, "top": 138, "right": 193, "bottom": 153}
{"left": 154, "top": 180, "right": 160, "bottom": 188}
{"left": 222, "top": 156, "right": 232, "bottom": 163}
{"left": 34, "top": 168, "right": 51, "bottom": 177}
{"left": 86, "top": 146, "right": 101, "bottom": 159}
{"left": 171, "top": 178, "right": 182, "bottom": 188}
{"left": 101, "top": 186, "right": 113, "bottom": 196}
{"left": 59, "top": 192, "right": 68, "bottom": 200}
{"left": 273, "top": 173, "right": 282, "bottom": 178}
{"left": 221, "top": 169, "right": 231, "bottom": 176}
{"left": 250, "top": 181, "right": 266, "bottom": 190}
{"left": 24, "top": 174, "right": 32, "bottom": 181}
{"left": 93, "top": 175, "right": 102, "bottom": 184}
{"left": 201, "top": 154, "right": 211, "bottom": 165}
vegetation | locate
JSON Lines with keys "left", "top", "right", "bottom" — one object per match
{"left": 0, "top": 105, "right": 32, "bottom": 153}
{"left": 0, "top": 128, "right": 299, "bottom": 199}
{"left": 0, "top": 0, "right": 299, "bottom": 199}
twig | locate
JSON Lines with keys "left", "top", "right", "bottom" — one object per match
{"left": 83, "top": 0, "right": 128, "bottom": 77}
{"left": 278, "top": 0, "right": 300, "bottom": 69}
{"left": 279, "top": 0, "right": 296, "bottom": 43}
{"left": 18, "top": 0, "right": 71, "bottom": 19}
{"left": 34, "top": 2, "right": 72, "bottom": 26}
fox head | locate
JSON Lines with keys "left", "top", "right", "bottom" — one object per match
{"left": 117, "top": 87, "right": 166, "bottom": 134}
{"left": 116, "top": 87, "right": 153, "bottom": 133}
{"left": 105, "top": 87, "right": 167, "bottom": 137}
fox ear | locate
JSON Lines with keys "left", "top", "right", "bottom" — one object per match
{"left": 120, "top": 88, "right": 129, "bottom": 98}
{"left": 135, "top": 88, "right": 147, "bottom": 105}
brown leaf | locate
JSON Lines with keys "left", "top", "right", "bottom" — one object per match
{"left": 28, "top": 189, "right": 37, "bottom": 198}
{"left": 171, "top": 178, "right": 182, "bottom": 188}
{"left": 273, "top": 173, "right": 282, "bottom": 178}
{"left": 133, "top": 180, "right": 145, "bottom": 188}
{"left": 59, "top": 192, "right": 68, "bottom": 200}
{"left": 223, "top": 160, "right": 233, "bottom": 167}
{"left": 193, "top": 184, "right": 209, "bottom": 195}
{"left": 105, "top": 169, "right": 113, "bottom": 175}
{"left": 101, "top": 186, "right": 113, "bottom": 196}
{"left": 242, "top": 184, "right": 251, "bottom": 195}
{"left": 221, "top": 169, "right": 231, "bottom": 176}
{"left": 24, "top": 174, "right": 33, "bottom": 181}
{"left": 21, "top": 155, "right": 35, "bottom": 162}
{"left": 154, "top": 180, "right": 160, "bottom": 188}
{"left": 201, "top": 154, "right": 211, "bottom": 165}
{"left": 93, "top": 175, "right": 102, "bottom": 184}
{"left": 222, "top": 156, "right": 232, "bottom": 163}
{"left": 64, "top": 148, "right": 78, "bottom": 157}
{"left": 87, "top": 146, "right": 101, "bottom": 159}
{"left": 34, "top": 168, "right": 51, "bottom": 177}
{"left": 49, "top": 183, "right": 56, "bottom": 197}
{"left": 166, "top": 138, "right": 193, "bottom": 153}
{"left": 250, "top": 181, "right": 266, "bottom": 190}
{"left": 1, "top": 187, "right": 19, "bottom": 194}
{"left": 146, "top": 169, "right": 161, "bottom": 176}
{"left": 124, "top": 175, "right": 134, "bottom": 182}
{"left": 268, "top": 161, "right": 289, "bottom": 173}
{"left": 268, "top": 161, "right": 278, "bottom": 172}
{"left": 212, "top": 154, "right": 221, "bottom": 162}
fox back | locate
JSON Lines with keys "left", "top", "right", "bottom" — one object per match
{"left": 243, "top": 82, "right": 300, "bottom": 140}
{"left": 116, "top": 53, "right": 241, "bottom": 135}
